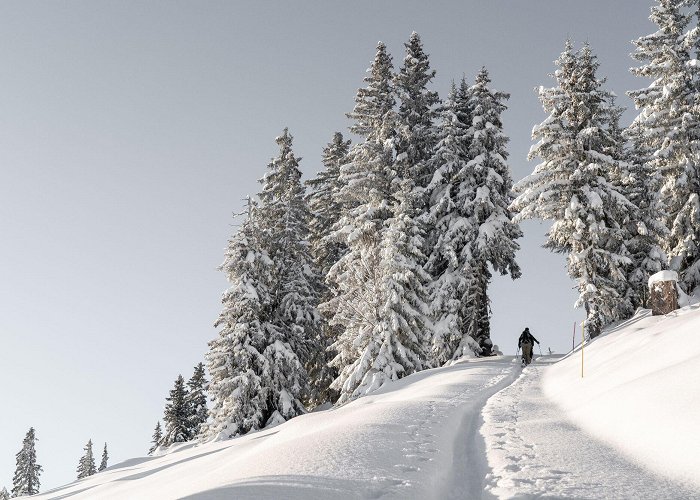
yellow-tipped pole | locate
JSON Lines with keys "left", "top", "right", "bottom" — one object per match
{"left": 581, "top": 320, "right": 585, "bottom": 378}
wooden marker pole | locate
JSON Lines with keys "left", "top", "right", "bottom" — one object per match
{"left": 581, "top": 320, "right": 585, "bottom": 378}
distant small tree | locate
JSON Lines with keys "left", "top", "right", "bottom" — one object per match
{"left": 76, "top": 439, "right": 97, "bottom": 479}
{"left": 0, "top": 486, "right": 10, "bottom": 500}
{"left": 12, "top": 427, "right": 42, "bottom": 497}
{"left": 148, "top": 422, "right": 163, "bottom": 455}
{"left": 162, "top": 375, "right": 191, "bottom": 446}
{"left": 185, "top": 362, "right": 208, "bottom": 437}
{"left": 98, "top": 443, "right": 109, "bottom": 472}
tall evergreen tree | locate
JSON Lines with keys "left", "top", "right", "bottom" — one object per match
{"left": 323, "top": 42, "right": 429, "bottom": 403}
{"left": 98, "top": 443, "right": 109, "bottom": 472}
{"left": 379, "top": 178, "right": 432, "bottom": 365}
{"left": 425, "top": 81, "right": 480, "bottom": 364}
{"left": 148, "top": 421, "right": 163, "bottom": 455}
{"left": 512, "top": 41, "right": 635, "bottom": 337}
{"left": 622, "top": 120, "right": 668, "bottom": 308}
{"left": 629, "top": 0, "right": 700, "bottom": 293}
{"left": 256, "top": 128, "right": 317, "bottom": 422}
{"left": 162, "top": 375, "right": 191, "bottom": 445}
{"left": 304, "top": 132, "right": 351, "bottom": 405}
{"left": 463, "top": 67, "right": 522, "bottom": 354}
{"left": 12, "top": 427, "right": 42, "bottom": 497}
{"left": 185, "top": 362, "right": 208, "bottom": 437}
{"left": 203, "top": 201, "right": 272, "bottom": 440}
{"left": 306, "top": 132, "right": 352, "bottom": 278}
{"left": 206, "top": 128, "right": 318, "bottom": 437}
{"left": 394, "top": 31, "right": 440, "bottom": 189}
{"left": 76, "top": 439, "right": 97, "bottom": 480}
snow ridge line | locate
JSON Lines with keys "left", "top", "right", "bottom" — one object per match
{"left": 440, "top": 360, "right": 521, "bottom": 500}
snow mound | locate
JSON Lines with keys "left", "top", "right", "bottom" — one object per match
{"left": 543, "top": 305, "right": 700, "bottom": 489}
{"left": 647, "top": 269, "right": 678, "bottom": 286}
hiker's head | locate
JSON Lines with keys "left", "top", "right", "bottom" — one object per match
{"left": 524, "top": 327, "right": 529, "bottom": 333}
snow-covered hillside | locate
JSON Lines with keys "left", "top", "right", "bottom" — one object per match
{"left": 34, "top": 306, "right": 700, "bottom": 499}
{"left": 543, "top": 305, "right": 700, "bottom": 490}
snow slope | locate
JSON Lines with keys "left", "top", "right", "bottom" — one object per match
{"left": 543, "top": 305, "right": 700, "bottom": 490}
{"left": 482, "top": 359, "right": 699, "bottom": 499}
{"left": 33, "top": 306, "right": 700, "bottom": 499}
{"left": 35, "top": 358, "right": 518, "bottom": 500}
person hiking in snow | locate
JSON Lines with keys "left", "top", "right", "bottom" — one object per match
{"left": 518, "top": 327, "right": 539, "bottom": 366}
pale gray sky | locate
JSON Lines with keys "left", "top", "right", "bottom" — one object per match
{"left": 0, "top": 0, "right": 653, "bottom": 490}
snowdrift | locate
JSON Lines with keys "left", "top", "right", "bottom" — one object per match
{"left": 543, "top": 304, "right": 700, "bottom": 489}
{"left": 34, "top": 358, "right": 517, "bottom": 500}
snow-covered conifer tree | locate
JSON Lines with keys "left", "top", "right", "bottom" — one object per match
{"left": 12, "top": 427, "right": 42, "bottom": 497}
{"left": 622, "top": 120, "right": 668, "bottom": 308}
{"left": 0, "top": 487, "right": 9, "bottom": 500}
{"left": 512, "top": 41, "right": 635, "bottom": 337}
{"left": 148, "top": 421, "right": 163, "bottom": 455}
{"left": 323, "top": 42, "right": 407, "bottom": 403}
{"left": 98, "top": 443, "right": 108, "bottom": 472}
{"left": 76, "top": 439, "right": 97, "bottom": 479}
{"left": 425, "top": 81, "right": 480, "bottom": 364}
{"left": 206, "top": 128, "right": 318, "bottom": 436}
{"left": 306, "top": 133, "right": 352, "bottom": 278}
{"left": 304, "top": 131, "right": 351, "bottom": 405}
{"left": 255, "top": 128, "right": 317, "bottom": 421}
{"left": 162, "top": 375, "right": 191, "bottom": 445}
{"left": 378, "top": 178, "right": 432, "bottom": 363}
{"left": 463, "top": 68, "right": 522, "bottom": 353}
{"left": 394, "top": 31, "right": 440, "bottom": 189}
{"left": 203, "top": 202, "right": 270, "bottom": 439}
{"left": 629, "top": 0, "right": 700, "bottom": 293}
{"left": 185, "top": 362, "right": 208, "bottom": 437}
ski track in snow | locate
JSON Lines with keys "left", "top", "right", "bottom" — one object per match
{"left": 481, "top": 359, "right": 699, "bottom": 500}
{"left": 33, "top": 350, "right": 700, "bottom": 500}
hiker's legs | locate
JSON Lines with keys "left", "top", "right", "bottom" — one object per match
{"left": 522, "top": 342, "right": 532, "bottom": 364}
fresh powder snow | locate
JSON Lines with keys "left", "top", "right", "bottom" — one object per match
{"left": 34, "top": 305, "right": 700, "bottom": 499}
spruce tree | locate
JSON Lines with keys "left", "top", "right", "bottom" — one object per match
{"left": 425, "top": 81, "right": 481, "bottom": 364}
{"left": 463, "top": 67, "right": 522, "bottom": 354}
{"left": 379, "top": 179, "right": 432, "bottom": 365}
{"left": 324, "top": 42, "right": 420, "bottom": 403}
{"left": 304, "top": 132, "right": 351, "bottom": 405}
{"left": 203, "top": 201, "right": 271, "bottom": 440}
{"left": 148, "top": 421, "right": 163, "bottom": 455}
{"left": 306, "top": 132, "right": 352, "bottom": 278}
{"left": 0, "top": 487, "right": 9, "bottom": 500}
{"left": 185, "top": 362, "right": 208, "bottom": 437}
{"left": 256, "top": 128, "right": 317, "bottom": 423}
{"left": 162, "top": 375, "right": 191, "bottom": 445}
{"left": 394, "top": 31, "right": 440, "bottom": 189}
{"left": 76, "top": 439, "right": 97, "bottom": 479}
{"left": 12, "top": 427, "right": 42, "bottom": 497}
{"left": 98, "top": 443, "right": 109, "bottom": 472}
{"left": 622, "top": 121, "right": 668, "bottom": 308}
{"left": 629, "top": 0, "right": 700, "bottom": 293}
{"left": 512, "top": 41, "right": 635, "bottom": 337}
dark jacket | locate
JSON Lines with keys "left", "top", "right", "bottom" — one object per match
{"left": 518, "top": 330, "right": 539, "bottom": 347}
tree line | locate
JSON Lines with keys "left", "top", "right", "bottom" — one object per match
{"left": 198, "top": 0, "right": 700, "bottom": 441}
